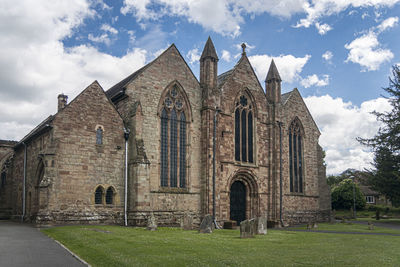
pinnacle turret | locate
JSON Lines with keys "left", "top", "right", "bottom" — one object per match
{"left": 200, "top": 36, "right": 218, "bottom": 61}
{"left": 265, "top": 59, "right": 281, "bottom": 82}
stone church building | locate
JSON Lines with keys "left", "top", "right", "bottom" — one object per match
{"left": 0, "top": 38, "right": 331, "bottom": 226}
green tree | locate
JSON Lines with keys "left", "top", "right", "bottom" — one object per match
{"left": 331, "top": 179, "right": 366, "bottom": 210}
{"left": 358, "top": 65, "right": 400, "bottom": 205}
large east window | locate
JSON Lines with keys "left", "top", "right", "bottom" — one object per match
{"left": 289, "top": 118, "right": 304, "bottom": 193}
{"left": 234, "top": 94, "right": 254, "bottom": 163}
{"left": 160, "top": 85, "right": 188, "bottom": 188}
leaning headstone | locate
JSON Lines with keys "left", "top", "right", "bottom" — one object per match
{"left": 240, "top": 219, "right": 255, "bottom": 238}
{"left": 146, "top": 213, "right": 157, "bottom": 231}
{"left": 199, "top": 214, "right": 214, "bottom": 233}
{"left": 254, "top": 216, "right": 267, "bottom": 235}
{"left": 181, "top": 213, "right": 193, "bottom": 230}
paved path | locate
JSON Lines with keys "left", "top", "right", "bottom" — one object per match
{"left": 0, "top": 221, "right": 85, "bottom": 267}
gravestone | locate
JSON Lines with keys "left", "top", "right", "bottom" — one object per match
{"left": 199, "top": 214, "right": 214, "bottom": 233}
{"left": 368, "top": 221, "right": 374, "bottom": 230}
{"left": 240, "top": 218, "right": 255, "bottom": 238}
{"left": 147, "top": 213, "right": 157, "bottom": 231}
{"left": 181, "top": 213, "right": 193, "bottom": 230}
{"left": 254, "top": 216, "right": 267, "bottom": 235}
{"left": 223, "top": 220, "right": 237, "bottom": 229}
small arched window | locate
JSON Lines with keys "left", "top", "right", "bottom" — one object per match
{"left": 95, "top": 186, "right": 104, "bottom": 204}
{"left": 159, "top": 84, "right": 188, "bottom": 188}
{"left": 234, "top": 94, "right": 254, "bottom": 163}
{"left": 106, "top": 187, "right": 114, "bottom": 204}
{"left": 289, "top": 118, "right": 304, "bottom": 193}
{"left": 96, "top": 127, "right": 103, "bottom": 145}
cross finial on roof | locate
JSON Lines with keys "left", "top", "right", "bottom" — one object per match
{"left": 241, "top": 43, "right": 246, "bottom": 55}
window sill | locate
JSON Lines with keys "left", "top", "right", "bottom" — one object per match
{"left": 234, "top": 161, "right": 257, "bottom": 168}
{"left": 153, "top": 187, "right": 190, "bottom": 194}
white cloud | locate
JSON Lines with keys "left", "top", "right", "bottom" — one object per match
{"left": 300, "top": 74, "right": 329, "bottom": 88}
{"left": 315, "top": 22, "right": 332, "bottom": 35}
{"left": 249, "top": 54, "right": 311, "bottom": 83}
{"left": 377, "top": 16, "right": 399, "bottom": 32}
{"left": 186, "top": 48, "right": 201, "bottom": 64}
{"left": 221, "top": 50, "right": 231, "bottom": 62}
{"left": 295, "top": 0, "right": 400, "bottom": 31}
{"left": 304, "top": 95, "right": 392, "bottom": 174}
{"left": 88, "top": 33, "right": 111, "bottom": 45}
{"left": 101, "top": 24, "right": 118, "bottom": 34}
{"left": 345, "top": 31, "right": 393, "bottom": 71}
{"left": 0, "top": 0, "right": 148, "bottom": 140}
{"left": 322, "top": 50, "right": 333, "bottom": 61}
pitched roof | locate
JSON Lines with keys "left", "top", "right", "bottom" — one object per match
{"left": 16, "top": 115, "right": 54, "bottom": 148}
{"left": 217, "top": 69, "right": 234, "bottom": 89}
{"left": 200, "top": 37, "right": 218, "bottom": 60}
{"left": 265, "top": 59, "right": 281, "bottom": 82}
{"left": 281, "top": 91, "right": 292, "bottom": 104}
{"left": 106, "top": 65, "right": 147, "bottom": 99}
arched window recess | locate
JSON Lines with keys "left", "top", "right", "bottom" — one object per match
{"left": 288, "top": 118, "right": 304, "bottom": 193}
{"left": 159, "top": 83, "right": 190, "bottom": 189}
{"left": 234, "top": 90, "right": 255, "bottom": 163}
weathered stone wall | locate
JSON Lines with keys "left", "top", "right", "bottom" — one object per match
{"left": 215, "top": 56, "right": 271, "bottom": 224}
{"left": 39, "top": 82, "right": 126, "bottom": 225}
{"left": 114, "top": 45, "right": 203, "bottom": 224}
{"left": 281, "top": 89, "right": 329, "bottom": 224}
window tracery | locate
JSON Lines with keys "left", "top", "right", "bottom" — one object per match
{"left": 289, "top": 118, "right": 304, "bottom": 193}
{"left": 160, "top": 84, "right": 188, "bottom": 188}
{"left": 234, "top": 94, "right": 254, "bottom": 163}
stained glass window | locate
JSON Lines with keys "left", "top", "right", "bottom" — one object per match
{"left": 160, "top": 85, "right": 188, "bottom": 188}
{"left": 289, "top": 118, "right": 304, "bottom": 193}
{"left": 234, "top": 94, "right": 254, "bottom": 163}
{"left": 106, "top": 187, "right": 113, "bottom": 204}
{"left": 161, "top": 109, "right": 168, "bottom": 187}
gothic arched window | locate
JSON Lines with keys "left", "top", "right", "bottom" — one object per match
{"left": 106, "top": 187, "right": 114, "bottom": 205}
{"left": 289, "top": 118, "right": 304, "bottom": 193}
{"left": 234, "top": 94, "right": 254, "bottom": 163}
{"left": 160, "top": 85, "right": 188, "bottom": 188}
{"left": 95, "top": 186, "right": 104, "bottom": 204}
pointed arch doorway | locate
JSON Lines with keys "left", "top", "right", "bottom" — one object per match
{"left": 230, "top": 180, "right": 246, "bottom": 224}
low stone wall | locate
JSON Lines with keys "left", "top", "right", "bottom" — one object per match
{"left": 285, "top": 209, "right": 331, "bottom": 225}
{"left": 127, "top": 211, "right": 200, "bottom": 228}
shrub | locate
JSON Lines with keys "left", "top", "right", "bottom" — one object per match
{"left": 331, "top": 179, "right": 366, "bottom": 210}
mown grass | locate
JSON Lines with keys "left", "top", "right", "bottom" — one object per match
{"left": 292, "top": 222, "right": 400, "bottom": 234}
{"left": 42, "top": 225, "right": 400, "bottom": 267}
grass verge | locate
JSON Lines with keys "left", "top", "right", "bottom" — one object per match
{"left": 42, "top": 225, "right": 400, "bottom": 266}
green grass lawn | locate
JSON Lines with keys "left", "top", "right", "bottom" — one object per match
{"left": 292, "top": 222, "right": 400, "bottom": 234}
{"left": 42, "top": 225, "right": 400, "bottom": 267}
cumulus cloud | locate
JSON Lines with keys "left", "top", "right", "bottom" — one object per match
{"left": 88, "top": 33, "right": 111, "bottom": 45}
{"left": 377, "top": 16, "right": 399, "bottom": 32}
{"left": 101, "top": 24, "right": 118, "bottom": 34}
{"left": 345, "top": 31, "right": 393, "bottom": 71}
{"left": 300, "top": 74, "right": 329, "bottom": 88}
{"left": 0, "top": 0, "right": 147, "bottom": 140}
{"left": 315, "top": 22, "right": 332, "bottom": 35}
{"left": 294, "top": 0, "right": 400, "bottom": 33}
{"left": 304, "top": 95, "right": 392, "bottom": 174}
{"left": 221, "top": 50, "right": 231, "bottom": 62}
{"left": 249, "top": 54, "right": 311, "bottom": 83}
{"left": 186, "top": 48, "right": 200, "bottom": 64}
{"left": 322, "top": 50, "right": 333, "bottom": 62}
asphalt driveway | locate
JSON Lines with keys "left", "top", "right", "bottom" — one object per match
{"left": 0, "top": 221, "right": 85, "bottom": 267}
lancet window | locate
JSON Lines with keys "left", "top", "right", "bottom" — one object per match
{"left": 160, "top": 85, "right": 188, "bottom": 188}
{"left": 289, "top": 118, "right": 304, "bottom": 193}
{"left": 234, "top": 94, "right": 254, "bottom": 163}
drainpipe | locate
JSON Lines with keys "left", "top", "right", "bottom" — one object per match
{"left": 123, "top": 128, "right": 130, "bottom": 226}
{"left": 277, "top": 121, "right": 284, "bottom": 227}
{"left": 22, "top": 142, "right": 27, "bottom": 222}
{"left": 212, "top": 108, "right": 221, "bottom": 229}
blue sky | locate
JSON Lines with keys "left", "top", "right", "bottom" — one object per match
{"left": 0, "top": 0, "right": 399, "bottom": 174}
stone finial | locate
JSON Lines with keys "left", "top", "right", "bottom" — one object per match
{"left": 241, "top": 43, "right": 246, "bottom": 55}
{"left": 57, "top": 94, "right": 68, "bottom": 112}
